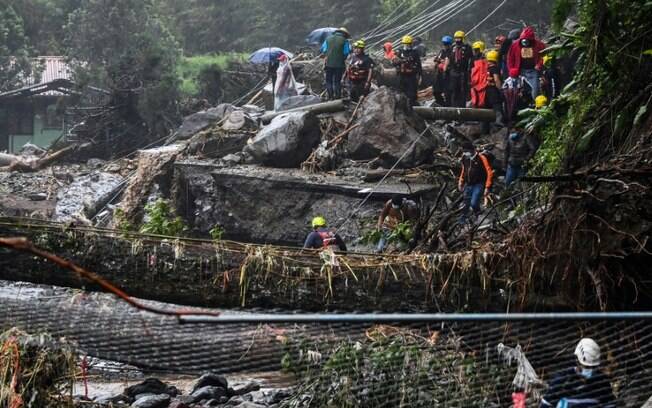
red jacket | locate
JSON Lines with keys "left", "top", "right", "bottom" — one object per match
{"left": 507, "top": 27, "right": 546, "bottom": 73}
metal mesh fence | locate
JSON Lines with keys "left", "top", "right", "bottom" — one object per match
{"left": 1, "top": 284, "right": 651, "bottom": 407}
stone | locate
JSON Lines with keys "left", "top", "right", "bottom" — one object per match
{"left": 168, "top": 401, "right": 190, "bottom": 408}
{"left": 187, "top": 386, "right": 228, "bottom": 404}
{"left": 191, "top": 373, "right": 229, "bottom": 393}
{"left": 234, "top": 402, "right": 266, "bottom": 408}
{"left": 131, "top": 393, "right": 171, "bottom": 408}
{"left": 221, "top": 153, "right": 243, "bottom": 166}
{"left": 187, "top": 131, "right": 249, "bottom": 159}
{"left": 19, "top": 142, "right": 46, "bottom": 157}
{"left": 228, "top": 382, "right": 260, "bottom": 396}
{"left": 54, "top": 172, "right": 124, "bottom": 222}
{"left": 222, "top": 110, "right": 256, "bottom": 131}
{"left": 28, "top": 192, "right": 47, "bottom": 201}
{"left": 244, "top": 111, "right": 320, "bottom": 168}
{"left": 347, "top": 87, "right": 437, "bottom": 168}
{"left": 276, "top": 95, "right": 322, "bottom": 111}
{"left": 86, "top": 158, "right": 107, "bottom": 169}
{"left": 125, "top": 378, "right": 178, "bottom": 399}
{"left": 171, "top": 104, "right": 235, "bottom": 141}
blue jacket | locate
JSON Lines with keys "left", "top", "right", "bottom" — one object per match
{"left": 540, "top": 367, "right": 616, "bottom": 408}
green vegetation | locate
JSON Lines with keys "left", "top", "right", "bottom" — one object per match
{"left": 139, "top": 198, "right": 187, "bottom": 237}
{"left": 0, "top": 6, "right": 41, "bottom": 92}
{"left": 177, "top": 54, "right": 246, "bottom": 99}
{"left": 209, "top": 224, "right": 225, "bottom": 241}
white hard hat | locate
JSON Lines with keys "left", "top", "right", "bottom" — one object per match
{"left": 574, "top": 338, "right": 601, "bottom": 367}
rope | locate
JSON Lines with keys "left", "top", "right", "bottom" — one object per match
{"left": 336, "top": 125, "right": 431, "bottom": 230}
{"left": 466, "top": 0, "right": 510, "bottom": 35}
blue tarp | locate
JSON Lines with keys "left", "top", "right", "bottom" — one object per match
{"left": 248, "top": 47, "right": 294, "bottom": 64}
{"left": 306, "top": 27, "right": 337, "bottom": 46}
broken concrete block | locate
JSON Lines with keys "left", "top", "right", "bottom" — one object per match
{"left": 244, "top": 111, "right": 320, "bottom": 168}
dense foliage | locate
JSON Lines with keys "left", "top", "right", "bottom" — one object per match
{"left": 0, "top": 5, "right": 41, "bottom": 92}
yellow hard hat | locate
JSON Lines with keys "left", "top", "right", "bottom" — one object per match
{"left": 401, "top": 35, "right": 413, "bottom": 45}
{"left": 454, "top": 30, "right": 465, "bottom": 40}
{"left": 312, "top": 216, "right": 327, "bottom": 228}
{"left": 535, "top": 95, "right": 549, "bottom": 109}
{"left": 354, "top": 39, "right": 366, "bottom": 49}
{"left": 486, "top": 50, "right": 499, "bottom": 63}
{"left": 472, "top": 41, "right": 486, "bottom": 52}
{"left": 543, "top": 55, "right": 553, "bottom": 66}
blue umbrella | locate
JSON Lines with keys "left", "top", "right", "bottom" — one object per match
{"left": 248, "top": 47, "right": 294, "bottom": 64}
{"left": 306, "top": 27, "right": 338, "bottom": 45}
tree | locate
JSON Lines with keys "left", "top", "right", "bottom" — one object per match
{"left": 0, "top": 5, "right": 41, "bottom": 92}
{"left": 65, "top": 0, "right": 181, "bottom": 138}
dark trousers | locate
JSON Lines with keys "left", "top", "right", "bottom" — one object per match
{"left": 399, "top": 75, "right": 418, "bottom": 110}
{"left": 349, "top": 80, "right": 368, "bottom": 102}
{"left": 449, "top": 70, "right": 469, "bottom": 108}
{"left": 325, "top": 67, "right": 345, "bottom": 100}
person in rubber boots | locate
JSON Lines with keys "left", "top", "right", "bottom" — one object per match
{"left": 458, "top": 144, "right": 494, "bottom": 224}
{"left": 303, "top": 216, "right": 347, "bottom": 251}
{"left": 345, "top": 40, "right": 375, "bottom": 102}
{"left": 540, "top": 338, "right": 616, "bottom": 407}
{"left": 393, "top": 35, "right": 422, "bottom": 110}
{"left": 448, "top": 30, "right": 473, "bottom": 107}
{"left": 320, "top": 27, "right": 351, "bottom": 100}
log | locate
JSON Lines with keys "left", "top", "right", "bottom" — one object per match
{"left": 414, "top": 106, "right": 496, "bottom": 122}
{"left": 260, "top": 99, "right": 346, "bottom": 124}
{"left": 0, "top": 153, "right": 19, "bottom": 166}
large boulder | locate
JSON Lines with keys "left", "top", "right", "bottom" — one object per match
{"left": 55, "top": 172, "right": 124, "bottom": 223}
{"left": 244, "top": 111, "right": 320, "bottom": 168}
{"left": 276, "top": 95, "right": 322, "bottom": 111}
{"left": 347, "top": 87, "right": 436, "bottom": 168}
{"left": 171, "top": 104, "right": 235, "bottom": 141}
{"left": 130, "top": 394, "right": 171, "bottom": 408}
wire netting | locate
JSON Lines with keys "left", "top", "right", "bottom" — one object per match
{"left": 1, "top": 285, "right": 651, "bottom": 407}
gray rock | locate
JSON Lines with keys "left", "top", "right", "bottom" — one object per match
{"left": 187, "top": 386, "right": 227, "bottom": 404}
{"left": 228, "top": 382, "right": 260, "bottom": 396}
{"left": 347, "top": 87, "right": 436, "bottom": 168}
{"left": 131, "top": 393, "right": 171, "bottom": 408}
{"left": 28, "top": 192, "right": 47, "bottom": 201}
{"left": 234, "top": 402, "right": 266, "bottom": 408}
{"left": 54, "top": 172, "right": 124, "bottom": 222}
{"left": 221, "top": 153, "right": 243, "bottom": 166}
{"left": 222, "top": 110, "right": 256, "bottom": 131}
{"left": 244, "top": 111, "right": 320, "bottom": 167}
{"left": 172, "top": 104, "right": 235, "bottom": 141}
{"left": 124, "top": 378, "right": 179, "bottom": 399}
{"left": 19, "top": 142, "right": 46, "bottom": 157}
{"left": 86, "top": 158, "right": 107, "bottom": 169}
{"left": 276, "top": 95, "right": 322, "bottom": 111}
{"left": 191, "top": 373, "right": 228, "bottom": 394}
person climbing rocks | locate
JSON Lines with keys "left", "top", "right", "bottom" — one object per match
{"left": 507, "top": 26, "right": 546, "bottom": 100}
{"left": 393, "top": 35, "right": 423, "bottom": 110}
{"left": 502, "top": 68, "right": 533, "bottom": 125}
{"left": 540, "top": 338, "right": 617, "bottom": 407}
{"left": 541, "top": 55, "right": 561, "bottom": 100}
{"left": 448, "top": 30, "right": 473, "bottom": 108}
{"left": 320, "top": 27, "right": 351, "bottom": 100}
{"left": 303, "top": 216, "right": 347, "bottom": 251}
{"left": 375, "top": 195, "right": 419, "bottom": 253}
{"left": 503, "top": 126, "right": 537, "bottom": 186}
{"left": 345, "top": 40, "right": 375, "bottom": 102}
{"left": 458, "top": 145, "right": 494, "bottom": 224}
{"left": 432, "top": 35, "right": 453, "bottom": 106}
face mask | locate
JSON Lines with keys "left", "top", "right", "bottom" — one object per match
{"left": 510, "top": 132, "right": 521, "bottom": 141}
{"left": 463, "top": 152, "right": 473, "bottom": 159}
{"left": 580, "top": 368, "right": 594, "bottom": 379}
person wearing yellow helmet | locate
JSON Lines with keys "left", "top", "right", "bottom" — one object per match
{"left": 304, "top": 216, "right": 347, "bottom": 251}
{"left": 320, "top": 27, "right": 352, "bottom": 100}
{"left": 394, "top": 34, "right": 423, "bottom": 110}
{"left": 535, "top": 94, "right": 548, "bottom": 109}
{"left": 449, "top": 30, "right": 473, "bottom": 107}
{"left": 346, "top": 39, "right": 375, "bottom": 102}
{"left": 472, "top": 41, "right": 486, "bottom": 58}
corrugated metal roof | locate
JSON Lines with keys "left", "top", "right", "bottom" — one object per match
{"left": 27, "top": 56, "right": 73, "bottom": 96}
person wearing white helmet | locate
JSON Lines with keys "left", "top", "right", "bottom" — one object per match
{"left": 540, "top": 338, "right": 616, "bottom": 407}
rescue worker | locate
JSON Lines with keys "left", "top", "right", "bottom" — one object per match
{"left": 432, "top": 35, "right": 453, "bottom": 106}
{"left": 541, "top": 55, "right": 561, "bottom": 100}
{"left": 393, "top": 35, "right": 423, "bottom": 110}
{"left": 376, "top": 195, "right": 419, "bottom": 253}
{"left": 507, "top": 26, "right": 546, "bottom": 99}
{"left": 345, "top": 40, "right": 375, "bottom": 102}
{"left": 448, "top": 30, "right": 473, "bottom": 108}
{"left": 303, "top": 216, "right": 347, "bottom": 251}
{"left": 502, "top": 68, "right": 533, "bottom": 125}
{"left": 413, "top": 36, "right": 427, "bottom": 58}
{"left": 535, "top": 95, "right": 548, "bottom": 109}
{"left": 458, "top": 144, "right": 494, "bottom": 224}
{"left": 500, "top": 29, "right": 521, "bottom": 78}
{"left": 540, "top": 338, "right": 617, "bottom": 407}
{"left": 383, "top": 41, "right": 396, "bottom": 63}
{"left": 470, "top": 41, "right": 488, "bottom": 109}
{"left": 503, "top": 126, "right": 537, "bottom": 186}
{"left": 320, "top": 27, "right": 351, "bottom": 100}
{"left": 485, "top": 50, "right": 504, "bottom": 126}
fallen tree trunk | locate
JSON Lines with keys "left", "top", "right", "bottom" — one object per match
{"left": 260, "top": 99, "right": 345, "bottom": 124}
{"left": 414, "top": 106, "right": 496, "bottom": 122}
{"left": 0, "top": 144, "right": 85, "bottom": 173}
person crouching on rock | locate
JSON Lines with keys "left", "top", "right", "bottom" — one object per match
{"left": 376, "top": 195, "right": 419, "bottom": 253}
{"left": 304, "top": 216, "right": 347, "bottom": 252}
{"left": 458, "top": 145, "right": 494, "bottom": 225}
{"left": 345, "top": 40, "right": 375, "bottom": 102}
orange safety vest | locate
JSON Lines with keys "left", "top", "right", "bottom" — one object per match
{"left": 317, "top": 230, "right": 338, "bottom": 248}
{"left": 470, "top": 58, "right": 489, "bottom": 108}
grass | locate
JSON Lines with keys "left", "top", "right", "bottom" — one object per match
{"left": 177, "top": 53, "right": 248, "bottom": 97}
